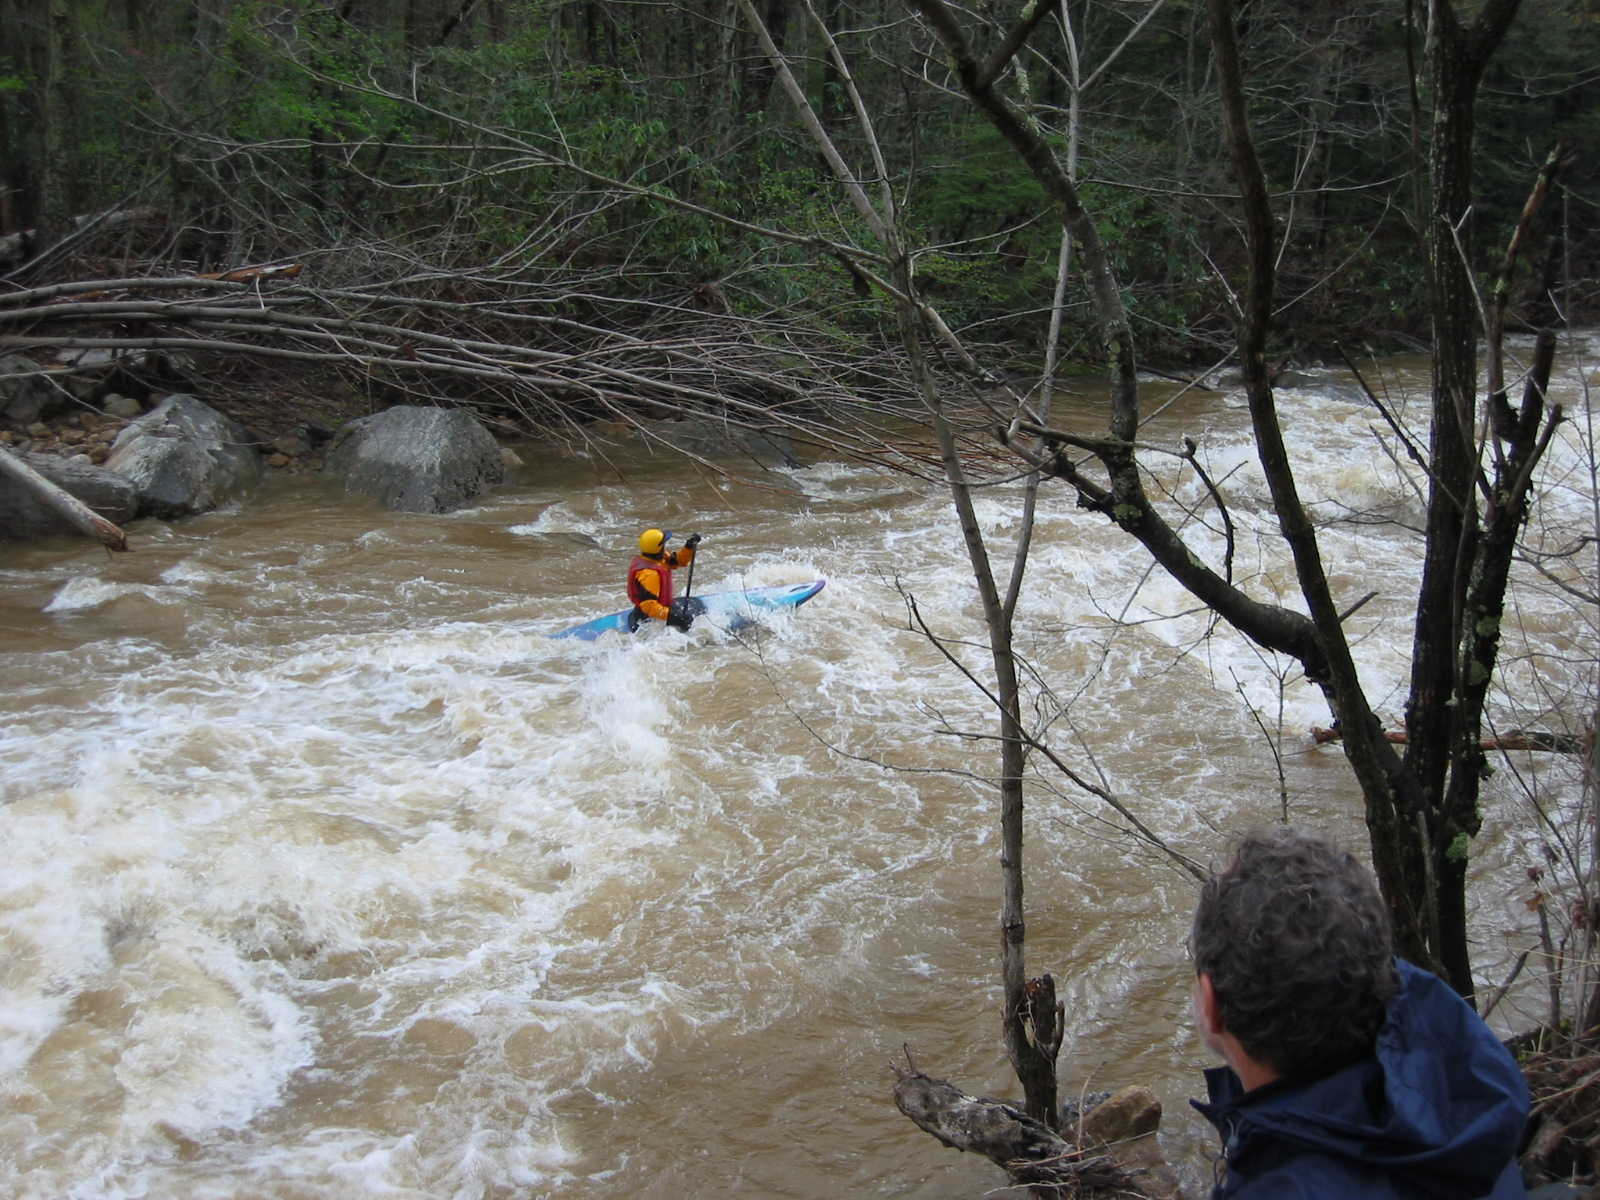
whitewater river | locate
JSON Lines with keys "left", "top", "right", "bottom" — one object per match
{"left": 3, "top": 339, "right": 1597, "bottom": 1199}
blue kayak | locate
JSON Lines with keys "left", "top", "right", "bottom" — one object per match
{"left": 549, "top": 579, "right": 827, "bottom": 642}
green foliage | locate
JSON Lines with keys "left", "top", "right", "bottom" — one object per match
{"left": 911, "top": 123, "right": 1047, "bottom": 245}
{"left": 218, "top": 6, "right": 406, "bottom": 143}
{"left": 10, "top": 0, "right": 1593, "bottom": 354}
{"left": 1475, "top": 0, "right": 1600, "bottom": 272}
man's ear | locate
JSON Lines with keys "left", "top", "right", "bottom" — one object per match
{"left": 1195, "top": 972, "right": 1225, "bottom": 1036}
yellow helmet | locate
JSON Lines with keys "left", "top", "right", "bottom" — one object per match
{"left": 638, "top": 528, "right": 671, "bottom": 556}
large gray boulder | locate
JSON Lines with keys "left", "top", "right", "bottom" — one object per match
{"left": 592, "top": 415, "right": 797, "bottom": 469}
{"left": 324, "top": 406, "right": 504, "bottom": 514}
{"left": 665, "top": 416, "right": 796, "bottom": 468}
{"left": 0, "top": 451, "right": 139, "bottom": 542}
{"left": 105, "top": 393, "right": 264, "bottom": 519}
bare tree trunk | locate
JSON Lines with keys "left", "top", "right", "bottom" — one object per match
{"left": 38, "top": 0, "right": 74, "bottom": 246}
{"left": 1583, "top": 708, "right": 1600, "bottom": 1036}
{"left": 1201, "top": 0, "right": 1446, "bottom": 980}
{"left": 915, "top": 0, "right": 1544, "bottom": 1003}
{"left": 0, "top": 63, "right": 16, "bottom": 235}
{"left": 738, "top": 0, "right": 789, "bottom": 119}
{"left": 895, "top": 253, "right": 1063, "bottom": 1125}
{"left": 1398, "top": 0, "right": 1531, "bottom": 997}
{"left": 739, "top": 0, "right": 1070, "bottom": 1124}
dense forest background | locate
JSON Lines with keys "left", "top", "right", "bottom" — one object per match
{"left": 3, "top": 0, "right": 1596, "bottom": 426}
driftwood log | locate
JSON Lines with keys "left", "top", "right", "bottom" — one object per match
{"left": 0, "top": 448, "right": 128, "bottom": 550}
{"left": 892, "top": 1054, "right": 1155, "bottom": 1197}
{"left": 1312, "top": 726, "right": 1587, "bottom": 754}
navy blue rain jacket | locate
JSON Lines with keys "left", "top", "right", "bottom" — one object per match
{"left": 1192, "top": 958, "right": 1530, "bottom": 1198}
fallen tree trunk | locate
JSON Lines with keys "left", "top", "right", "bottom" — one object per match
{"left": 891, "top": 1055, "right": 1150, "bottom": 1197}
{"left": 1312, "top": 726, "right": 1586, "bottom": 754}
{"left": 0, "top": 448, "right": 129, "bottom": 551}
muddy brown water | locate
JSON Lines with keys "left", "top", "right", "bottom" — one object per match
{"left": 3, "top": 342, "right": 1596, "bottom": 1197}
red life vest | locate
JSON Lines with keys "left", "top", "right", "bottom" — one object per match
{"left": 626, "top": 555, "right": 674, "bottom": 607}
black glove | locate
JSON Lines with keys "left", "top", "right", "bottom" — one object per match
{"left": 666, "top": 598, "right": 696, "bottom": 631}
{"left": 685, "top": 533, "right": 702, "bottom": 549}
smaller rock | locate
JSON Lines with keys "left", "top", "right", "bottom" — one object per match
{"left": 1059, "top": 1089, "right": 1112, "bottom": 1131}
{"left": 103, "top": 394, "right": 143, "bottom": 419}
{"left": 1079, "top": 1085, "right": 1162, "bottom": 1146}
{"left": 299, "top": 422, "right": 335, "bottom": 448}
{"left": 271, "top": 431, "right": 310, "bottom": 457}
{"left": 267, "top": 453, "right": 290, "bottom": 469}
{"left": 63, "top": 348, "right": 122, "bottom": 371}
{"left": 0, "top": 352, "right": 65, "bottom": 429}
{"left": 27, "top": 421, "right": 49, "bottom": 438}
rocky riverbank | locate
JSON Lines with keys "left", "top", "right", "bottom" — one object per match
{"left": 1, "top": 381, "right": 516, "bottom": 545}
{"left": 1, "top": 409, "right": 135, "bottom": 467}
{"left": 0, "top": 347, "right": 372, "bottom": 477}
{"left": 0, "top": 398, "right": 341, "bottom": 476}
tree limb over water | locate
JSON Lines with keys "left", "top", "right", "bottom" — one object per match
{"left": 1311, "top": 726, "right": 1588, "bottom": 755}
{"left": 0, "top": 266, "right": 957, "bottom": 479}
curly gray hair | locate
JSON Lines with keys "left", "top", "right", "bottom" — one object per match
{"left": 1192, "top": 826, "right": 1398, "bottom": 1080}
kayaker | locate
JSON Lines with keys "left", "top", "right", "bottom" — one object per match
{"left": 626, "top": 528, "right": 701, "bottom": 632}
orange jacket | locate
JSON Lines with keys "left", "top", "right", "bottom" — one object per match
{"left": 625, "top": 546, "right": 695, "bottom": 621}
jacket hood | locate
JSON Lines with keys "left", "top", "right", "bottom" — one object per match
{"left": 1195, "top": 959, "right": 1529, "bottom": 1196}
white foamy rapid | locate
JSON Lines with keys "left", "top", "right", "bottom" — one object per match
{"left": 1, "top": 338, "right": 1595, "bottom": 1198}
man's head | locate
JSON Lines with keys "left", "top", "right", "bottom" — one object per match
{"left": 1191, "top": 826, "right": 1397, "bottom": 1083}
